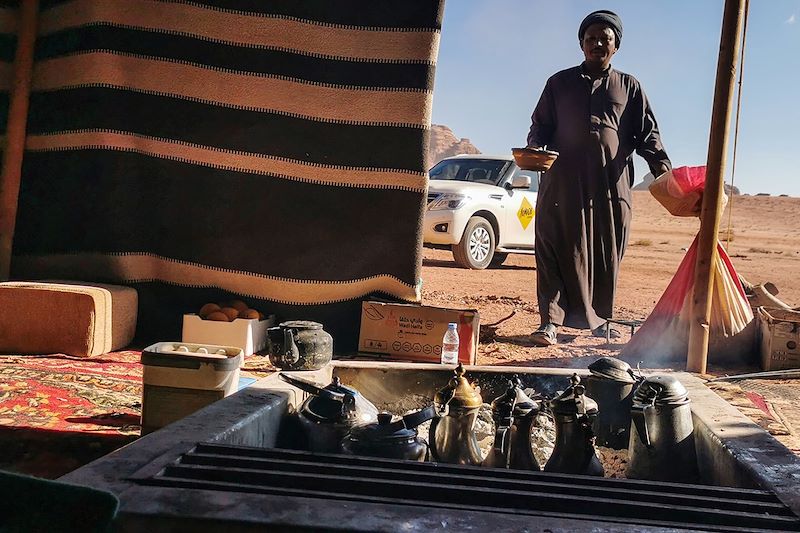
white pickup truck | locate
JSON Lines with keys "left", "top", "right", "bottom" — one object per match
{"left": 423, "top": 154, "right": 539, "bottom": 269}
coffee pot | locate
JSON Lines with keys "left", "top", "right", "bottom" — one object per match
{"left": 627, "top": 375, "right": 697, "bottom": 483}
{"left": 341, "top": 406, "right": 437, "bottom": 461}
{"left": 267, "top": 320, "right": 332, "bottom": 371}
{"left": 429, "top": 363, "right": 484, "bottom": 465}
{"left": 483, "top": 379, "right": 542, "bottom": 470}
{"left": 280, "top": 373, "right": 378, "bottom": 453}
{"left": 584, "top": 357, "right": 640, "bottom": 449}
{"left": 544, "top": 374, "right": 604, "bottom": 476}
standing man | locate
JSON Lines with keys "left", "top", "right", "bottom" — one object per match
{"left": 527, "top": 10, "right": 671, "bottom": 346}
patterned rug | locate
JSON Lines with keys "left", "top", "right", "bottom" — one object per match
{"left": 0, "top": 350, "right": 279, "bottom": 478}
{"left": 0, "top": 351, "right": 143, "bottom": 435}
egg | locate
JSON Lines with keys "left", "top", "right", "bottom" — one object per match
{"left": 205, "top": 311, "right": 230, "bottom": 322}
{"left": 226, "top": 300, "right": 249, "bottom": 313}
{"left": 239, "top": 308, "right": 260, "bottom": 320}
{"left": 219, "top": 307, "right": 240, "bottom": 321}
{"left": 198, "top": 303, "right": 221, "bottom": 318}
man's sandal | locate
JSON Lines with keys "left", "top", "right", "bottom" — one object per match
{"left": 531, "top": 324, "right": 558, "bottom": 347}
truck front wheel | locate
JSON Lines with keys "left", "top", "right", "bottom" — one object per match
{"left": 453, "top": 216, "right": 495, "bottom": 269}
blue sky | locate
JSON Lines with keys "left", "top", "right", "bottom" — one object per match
{"left": 431, "top": 1, "right": 800, "bottom": 196}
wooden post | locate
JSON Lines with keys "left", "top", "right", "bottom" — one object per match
{"left": 686, "top": 0, "right": 746, "bottom": 374}
{"left": 0, "top": 0, "right": 38, "bottom": 281}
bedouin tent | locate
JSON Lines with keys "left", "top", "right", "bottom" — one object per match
{"left": 0, "top": 1, "right": 444, "bottom": 350}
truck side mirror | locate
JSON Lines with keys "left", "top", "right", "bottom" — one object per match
{"left": 509, "top": 174, "right": 532, "bottom": 189}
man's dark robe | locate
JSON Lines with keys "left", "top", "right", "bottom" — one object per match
{"left": 527, "top": 64, "right": 670, "bottom": 330}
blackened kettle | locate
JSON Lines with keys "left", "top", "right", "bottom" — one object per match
{"left": 280, "top": 373, "right": 378, "bottom": 453}
{"left": 341, "top": 406, "right": 436, "bottom": 461}
{"left": 544, "top": 374, "right": 604, "bottom": 476}
{"left": 268, "top": 321, "right": 332, "bottom": 371}
{"left": 584, "top": 357, "right": 640, "bottom": 449}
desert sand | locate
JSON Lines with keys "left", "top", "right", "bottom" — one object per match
{"left": 421, "top": 191, "right": 800, "bottom": 370}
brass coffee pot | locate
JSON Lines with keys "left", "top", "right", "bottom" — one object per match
{"left": 483, "top": 379, "right": 542, "bottom": 470}
{"left": 429, "top": 363, "right": 484, "bottom": 465}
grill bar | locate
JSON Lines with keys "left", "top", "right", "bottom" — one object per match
{"left": 139, "top": 443, "right": 800, "bottom": 532}
{"left": 179, "top": 452, "right": 790, "bottom": 516}
{"left": 198, "top": 443, "right": 780, "bottom": 501}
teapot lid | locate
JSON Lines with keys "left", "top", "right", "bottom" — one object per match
{"left": 434, "top": 363, "right": 482, "bottom": 410}
{"left": 491, "top": 379, "right": 538, "bottom": 420}
{"left": 280, "top": 373, "right": 378, "bottom": 423}
{"left": 633, "top": 375, "right": 689, "bottom": 406}
{"left": 549, "top": 374, "right": 598, "bottom": 415}
{"left": 346, "top": 407, "right": 436, "bottom": 445}
{"left": 588, "top": 357, "right": 636, "bottom": 383}
{"left": 279, "top": 320, "right": 323, "bottom": 330}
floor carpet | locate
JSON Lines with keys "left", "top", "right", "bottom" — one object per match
{"left": 0, "top": 351, "right": 142, "bottom": 478}
{"left": 0, "top": 351, "right": 142, "bottom": 435}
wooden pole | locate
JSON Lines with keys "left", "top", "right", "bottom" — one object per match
{"left": 686, "top": 0, "right": 746, "bottom": 374}
{"left": 0, "top": 0, "right": 38, "bottom": 281}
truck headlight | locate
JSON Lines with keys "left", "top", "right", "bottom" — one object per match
{"left": 429, "top": 193, "right": 470, "bottom": 211}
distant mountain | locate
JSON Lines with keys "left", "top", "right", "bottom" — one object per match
{"left": 633, "top": 172, "right": 740, "bottom": 195}
{"left": 428, "top": 124, "right": 481, "bottom": 166}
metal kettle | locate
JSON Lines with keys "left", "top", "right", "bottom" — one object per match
{"left": 268, "top": 320, "right": 333, "bottom": 371}
{"left": 483, "top": 379, "right": 542, "bottom": 470}
{"left": 584, "top": 357, "right": 640, "bottom": 449}
{"left": 544, "top": 374, "right": 604, "bottom": 476}
{"left": 280, "top": 373, "right": 378, "bottom": 453}
{"left": 626, "top": 375, "right": 697, "bottom": 483}
{"left": 429, "top": 363, "right": 484, "bottom": 465}
{"left": 341, "top": 406, "right": 437, "bottom": 461}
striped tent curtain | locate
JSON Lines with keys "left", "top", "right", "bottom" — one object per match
{"left": 4, "top": 0, "right": 444, "bottom": 350}
{"left": 0, "top": 2, "right": 17, "bottom": 159}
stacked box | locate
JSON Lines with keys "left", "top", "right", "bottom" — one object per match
{"left": 757, "top": 307, "right": 800, "bottom": 371}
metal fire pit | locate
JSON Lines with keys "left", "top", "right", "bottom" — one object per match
{"left": 62, "top": 362, "right": 800, "bottom": 532}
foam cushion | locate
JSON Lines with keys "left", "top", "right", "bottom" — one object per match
{"left": 0, "top": 281, "right": 138, "bottom": 356}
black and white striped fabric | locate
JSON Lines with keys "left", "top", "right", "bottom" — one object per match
{"left": 0, "top": 1, "right": 17, "bottom": 141}
{"left": 6, "top": 0, "right": 444, "bottom": 349}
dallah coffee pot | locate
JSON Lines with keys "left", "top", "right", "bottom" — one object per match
{"left": 429, "top": 363, "right": 484, "bottom": 465}
{"left": 627, "top": 375, "right": 697, "bottom": 483}
{"left": 483, "top": 379, "right": 542, "bottom": 470}
{"left": 544, "top": 374, "right": 604, "bottom": 476}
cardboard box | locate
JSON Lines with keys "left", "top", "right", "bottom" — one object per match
{"left": 358, "top": 301, "right": 479, "bottom": 364}
{"left": 182, "top": 314, "right": 274, "bottom": 356}
{"left": 757, "top": 307, "right": 800, "bottom": 371}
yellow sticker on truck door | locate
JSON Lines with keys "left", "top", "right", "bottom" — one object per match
{"left": 517, "top": 197, "right": 535, "bottom": 229}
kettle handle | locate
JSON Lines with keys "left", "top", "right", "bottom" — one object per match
{"left": 279, "top": 373, "right": 345, "bottom": 403}
{"left": 491, "top": 426, "right": 511, "bottom": 468}
{"left": 402, "top": 405, "right": 437, "bottom": 429}
{"left": 283, "top": 327, "right": 300, "bottom": 366}
{"left": 371, "top": 406, "right": 437, "bottom": 437}
{"left": 632, "top": 404, "right": 654, "bottom": 448}
{"left": 428, "top": 416, "right": 442, "bottom": 462}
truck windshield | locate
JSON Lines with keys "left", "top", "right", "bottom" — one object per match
{"left": 429, "top": 158, "right": 511, "bottom": 186}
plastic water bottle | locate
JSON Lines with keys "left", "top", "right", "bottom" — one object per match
{"left": 441, "top": 322, "right": 459, "bottom": 365}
